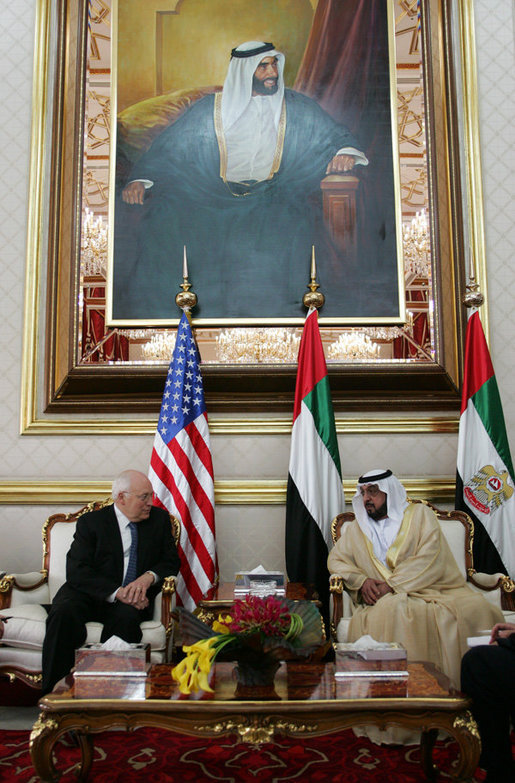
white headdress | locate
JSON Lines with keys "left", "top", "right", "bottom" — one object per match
{"left": 221, "top": 41, "right": 285, "bottom": 132}
{"left": 352, "top": 469, "right": 408, "bottom": 530}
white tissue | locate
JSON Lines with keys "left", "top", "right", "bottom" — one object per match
{"left": 348, "top": 635, "right": 396, "bottom": 650}
{"left": 101, "top": 635, "right": 133, "bottom": 651}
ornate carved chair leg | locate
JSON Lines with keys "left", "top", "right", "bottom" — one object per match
{"left": 420, "top": 727, "right": 439, "bottom": 781}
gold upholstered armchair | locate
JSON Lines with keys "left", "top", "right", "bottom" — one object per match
{"left": 0, "top": 500, "right": 179, "bottom": 695}
{"left": 328, "top": 499, "right": 515, "bottom": 645}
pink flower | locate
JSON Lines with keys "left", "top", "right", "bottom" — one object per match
{"left": 228, "top": 595, "right": 291, "bottom": 638}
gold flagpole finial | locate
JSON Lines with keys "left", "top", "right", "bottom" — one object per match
{"left": 462, "top": 249, "right": 484, "bottom": 308}
{"left": 175, "top": 246, "right": 198, "bottom": 318}
{"left": 303, "top": 245, "right": 325, "bottom": 310}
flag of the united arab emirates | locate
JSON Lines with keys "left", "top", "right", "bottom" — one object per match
{"left": 285, "top": 307, "right": 346, "bottom": 619}
{"left": 456, "top": 310, "right": 515, "bottom": 578}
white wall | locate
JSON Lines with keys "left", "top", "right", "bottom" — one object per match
{"left": 0, "top": 1, "right": 514, "bottom": 578}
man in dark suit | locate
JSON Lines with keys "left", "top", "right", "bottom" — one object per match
{"left": 41, "top": 469, "right": 180, "bottom": 694}
{"left": 461, "top": 622, "right": 515, "bottom": 782}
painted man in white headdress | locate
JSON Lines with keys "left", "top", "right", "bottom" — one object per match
{"left": 327, "top": 469, "right": 503, "bottom": 689}
{"left": 114, "top": 41, "right": 368, "bottom": 320}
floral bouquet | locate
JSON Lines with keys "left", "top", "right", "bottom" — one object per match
{"left": 172, "top": 595, "right": 329, "bottom": 694}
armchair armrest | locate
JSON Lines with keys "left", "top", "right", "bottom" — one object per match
{"left": 159, "top": 575, "right": 177, "bottom": 661}
{"left": 0, "top": 571, "right": 50, "bottom": 610}
{"left": 329, "top": 574, "right": 357, "bottom": 644}
{"left": 329, "top": 574, "right": 344, "bottom": 642}
{"left": 468, "top": 570, "right": 515, "bottom": 610}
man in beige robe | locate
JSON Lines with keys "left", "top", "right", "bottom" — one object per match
{"left": 327, "top": 469, "right": 504, "bottom": 688}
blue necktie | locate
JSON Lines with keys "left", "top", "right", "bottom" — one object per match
{"left": 123, "top": 522, "right": 139, "bottom": 586}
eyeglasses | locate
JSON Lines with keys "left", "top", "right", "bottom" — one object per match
{"left": 359, "top": 485, "right": 381, "bottom": 497}
{"left": 124, "top": 491, "right": 154, "bottom": 502}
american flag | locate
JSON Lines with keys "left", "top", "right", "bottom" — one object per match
{"left": 149, "top": 312, "right": 218, "bottom": 610}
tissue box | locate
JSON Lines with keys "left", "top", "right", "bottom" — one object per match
{"left": 74, "top": 676, "right": 147, "bottom": 699}
{"left": 234, "top": 571, "right": 285, "bottom": 596}
{"left": 334, "top": 642, "right": 408, "bottom": 678}
{"left": 74, "top": 643, "right": 151, "bottom": 677}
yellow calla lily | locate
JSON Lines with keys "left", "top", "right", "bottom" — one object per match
{"left": 212, "top": 620, "right": 231, "bottom": 634}
{"left": 196, "top": 668, "right": 214, "bottom": 693}
{"left": 172, "top": 636, "right": 224, "bottom": 694}
{"left": 198, "top": 649, "right": 216, "bottom": 673}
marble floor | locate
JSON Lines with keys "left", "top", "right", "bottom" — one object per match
{"left": 0, "top": 705, "right": 39, "bottom": 730}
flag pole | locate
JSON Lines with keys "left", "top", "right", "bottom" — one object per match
{"left": 303, "top": 245, "right": 325, "bottom": 310}
{"left": 149, "top": 247, "right": 217, "bottom": 610}
{"left": 462, "top": 248, "right": 484, "bottom": 310}
{"left": 285, "top": 246, "right": 345, "bottom": 633}
{"left": 175, "top": 245, "right": 197, "bottom": 324}
{"left": 175, "top": 245, "right": 201, "bottom": 351}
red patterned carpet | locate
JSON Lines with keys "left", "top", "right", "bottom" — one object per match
{"left": 0, "top": 727, "right": 500, "bottom": 782}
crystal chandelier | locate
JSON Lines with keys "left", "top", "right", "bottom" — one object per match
{"left": 141, "top": 331, "right": 177, "bottom": 361}
{"left": 364, "top": 311, "right": 414, "bottom": 341}
{"left": 216, "top": 328, "right": 301, "bottom": 363}
{"left": 81, "top": 208, "right": 108, "bottom": 277}
{"left": 121, "top": 329, "right": 153, "bottom": 341}
{"left": 402, "top": 209, "right": 430, "bottom": 278}
{"left": 327, "top": 331, "right": 380, "bottom": 361}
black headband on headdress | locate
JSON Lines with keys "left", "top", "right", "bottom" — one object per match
{"left": 358, "top": 469, "right": 393, "bottom": 484}
{"left": 230, "top": 42, "right": 275, "bottom": 59}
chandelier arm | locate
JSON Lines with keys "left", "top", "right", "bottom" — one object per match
{"left": 395, "top": 327, "right": 433, "bottom": 361}
{"left": 81, "top": 328, "right": 121, "bottom": 362}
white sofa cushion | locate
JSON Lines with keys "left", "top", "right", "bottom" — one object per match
{"left": 0, "top": 647, "right": 43, "bottom": 671}
{"left": 1, "top": 605, "right": 48, "bottom": 649}
{"left": 1, "top": 605, "right": 166, "bottom": 653}
{"left": 82, "top": 619, "right": 165, "bottom": 651}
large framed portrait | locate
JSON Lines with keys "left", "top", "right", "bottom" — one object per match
{"left": 108, "top": 0, "right": 404, "bottom": 325}
{"left": 23, "top": 0, "right": 485, "bottom": 426}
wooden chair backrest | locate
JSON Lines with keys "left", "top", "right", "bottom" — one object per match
{"left": 330, "top": 512, "right": 356, "bottom": 545}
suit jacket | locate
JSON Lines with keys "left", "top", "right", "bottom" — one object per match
{"left": 56, "top": 504, "right": 180, "bottom": 605}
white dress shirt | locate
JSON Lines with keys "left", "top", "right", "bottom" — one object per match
{"left": 366, "top": 515, "right": 401, "bottom": 565}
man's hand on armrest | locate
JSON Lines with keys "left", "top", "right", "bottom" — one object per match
{"left": 325, "top": 148, "right": 369, "bottom": 175}
{"left": 116, "top": 571, "right": 155, "bottom": 609}
{"left": 122, "top": 181, "right": 146, "bottom": 205}
{"left": 326, "top": 154, "right": 357, "bottom": 174}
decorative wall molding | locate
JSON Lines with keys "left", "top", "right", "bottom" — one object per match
{"left": 19, "top": 414, "right": 458, "bottom": 437}
{"left": 0, "top": 478, "right": 456, "bottom": 506}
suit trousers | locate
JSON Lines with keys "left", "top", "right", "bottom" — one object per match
{"left": 41, "top": 587, "right": 151, "bottom": 695}
{"left": 461, "top": 643, "right": 515, "bottom": 782}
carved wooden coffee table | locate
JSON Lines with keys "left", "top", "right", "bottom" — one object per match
{"left": 30, "top": 661, "right": 480, "bottom": 782}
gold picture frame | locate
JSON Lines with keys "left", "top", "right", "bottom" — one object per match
{"left": 21, "top": 0, "right": 487, "bottom": 432}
